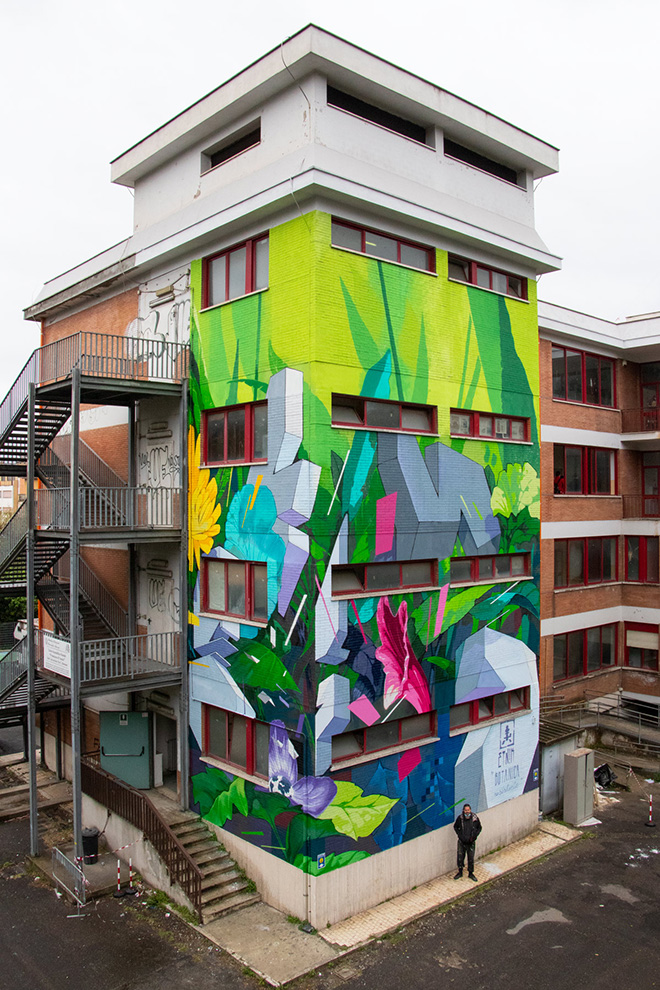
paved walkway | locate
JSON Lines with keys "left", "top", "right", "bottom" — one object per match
{"left": 201, "top": 818, "right": 580, "bottom": 983}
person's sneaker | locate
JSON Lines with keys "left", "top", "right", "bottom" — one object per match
{"left": 453, "top": 871, "right": 463, "bottom": 880}
{"left": 468, "top": 872, "right": 478, "bottom": 882}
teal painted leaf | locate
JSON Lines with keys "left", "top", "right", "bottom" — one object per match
{"left": 425, "top": 656, "right": 456, "bottom": 680}
{"left": 317, "top": 781, "right": 398, "bottom": 840}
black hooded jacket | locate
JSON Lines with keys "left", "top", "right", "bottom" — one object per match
{"left": 454, "top": 811, "right": 482, "bottom": 845}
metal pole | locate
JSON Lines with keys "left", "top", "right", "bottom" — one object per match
{"left": 26, "top": 383, "right": 39, "bottom": 856}
{"left": 178, "top": 383, "right": 189, "bottom": 810}
{"left": 69, "top": 367, "right": 83, "bottom": 864}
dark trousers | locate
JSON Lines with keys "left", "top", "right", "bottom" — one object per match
{"left": 457, "top": 839, "right": 475, "bottom": 873}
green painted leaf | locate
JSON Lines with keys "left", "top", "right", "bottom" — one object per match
{"left": 293, "top": 850, "right": 371, "bottom": 875}
{"left": 248, "top": 788, "right": 292, "bottom": 823}
{"left": 425, "top": 656, "right": 455, "bottom": 680}
{"left": 229, "top": 641, "right": 299, "bottom": 693}
{"left": 191, "top": 767, "right": 231, "bottom": 817}
{"left": 205, "top": 776, "right": 249, "bottom": 827}
{"left": 317, "top": 781, "right": 398, "bottom": 840}
{"left": 285, "top": 813, "right": 342, "bottom": 862}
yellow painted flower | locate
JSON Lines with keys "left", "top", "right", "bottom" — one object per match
{"left": 188, "top": 425, "right": 221, "bottom": 571}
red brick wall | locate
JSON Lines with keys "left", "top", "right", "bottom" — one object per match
{"left": 80, "top": 547, "right": 129, "bottom": 609}
{"left": 41, "top": 289, "right": 138, "bottom": 346}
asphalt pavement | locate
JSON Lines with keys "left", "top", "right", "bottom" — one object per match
{"left": 1, "top": 784, "right": 658, "bottom": 989}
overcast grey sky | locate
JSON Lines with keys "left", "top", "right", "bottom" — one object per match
{"left": 2, "top": 0, "right": 658, "bottom": 397}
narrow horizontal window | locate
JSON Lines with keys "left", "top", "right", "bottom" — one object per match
{"left": 331, "top": 219, "right": 435, "bottom": 273}
{"left": 204, "top": 123, "right": 261, "bottom": 171}
{"left": 332, "top": 712, "right": 435, "bottom": 762}
{"left": 553, "top": 444, "right": 617, "bottom": 496}
{"left": 332, "top": 559, "right": 437, "bottom": 597}
{"left": 203, "top": 401, "right": 267, "bottom": 465}
{"left": 551, "top": 345, "right": 615, "bottom": 407}
{"left": 202, "top": 235, "right": 268, "bottom": 308}
{"left": 554, "top": 537, "right": 617, "bottom": 588}
{"left": 449, "top": 688, "right": 529, "bottom": 730}
{"left": 332, "top": 394, "right": 436, "bottom": 434}
{"left": 202, "top": 558, "right": 268, "bottom": 623}
{"left": 553, "top": 624, "right": 617, "bottom": 682}
{"left": 447, "top": 254, "right": 526, "bottom": 299}
{"left": 203, "top": 706, "right": 270, "bottom": 777}
{"left": 450, "top": 409, "right": 528, "bottom": 442}
{"left": 449, "top": 554, "right": 530, "bottom": 585}
{"left": 444, "top": 138, "right": 519, "bottom": 186}
{"left": 625, "top": 536, "right": 659, "bottom": 583}
{"left": 327, "top": 86, "right": 428, "bottom": 145}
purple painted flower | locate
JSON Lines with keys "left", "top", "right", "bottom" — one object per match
{"left": 375, "top": 597, "right": 431, "bottom": 714}
{"left": 268, "top": 721, "right": 337, "bottom": 816}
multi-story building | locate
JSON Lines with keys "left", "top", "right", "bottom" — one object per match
{"left": 0, "top": 27, "right": 562, "bottom": 925}
{"left": 539, "top": 303, "right": 660, "bottom": 719}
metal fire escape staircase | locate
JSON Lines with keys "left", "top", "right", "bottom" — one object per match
{"left": 0, "top": 331, "right": 188, "bottom": 709}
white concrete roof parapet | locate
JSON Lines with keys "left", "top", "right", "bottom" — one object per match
{"left": 538, "top": 299, "right": 660, "bottom": 360}
{"left": 110, "top": 24, "right": 559, "bottom": 189}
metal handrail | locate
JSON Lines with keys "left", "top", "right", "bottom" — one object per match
{"left": 0, "top": 501, "right": 28, "bottom": 576}
{"left": 40, "top": 435, "right": 127, "bottom": 491}
{"left": 0, "top": 636, "right": 29, "bottom": 702}
{"left": 80, "top": 757, "right": 202, "bottom": 920}
{"left": 0, "top": 332, "right": 189, "bottom": 445}
{"left": 36, "top": 573, "right": 71, "bottom": 633}
{"left": 37, "top": 486, "right": 181, "bottom": 530}
{"left": 80, "top": 631, "right": 180, "bottom": 682}
{"left": 79, "top": 558, "right": 128, "bottom": 638}
{"left": 541, "top": 697, "right": 660, "bottom": 750}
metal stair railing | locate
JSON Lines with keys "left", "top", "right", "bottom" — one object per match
{"left": 0, "top": 501, "right": 28, "bottom": 577}
{"left": 0, "top": 333, "right": 188, "bottom": 452}
{"left": 36, "top": 573, "right": 71, "bottom": 634}
{"left": 81, "top": 631, "right": 180, "bottom": 682}
{"left": 41, "top": 435, "right": 127, "bottom": 491}
{"left": 0, "top": 351, "right": 39, "bottom": 439}
{"left": 37, "top": 487, "right": 181, "bottom": 531}
{"left": 0, "top": 636, "right": 29, "bottom": 704}
{"left": 79, "top": 558, "right": 128, "bottom": 638}
{"left": 81, "top": 757, "right": 202, "bottom": 921}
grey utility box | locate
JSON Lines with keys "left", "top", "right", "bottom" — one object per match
{"left": 563, "top": 748, "right": 594, "bottom": 825}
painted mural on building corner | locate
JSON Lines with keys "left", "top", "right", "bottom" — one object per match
{"left": 186, "top": 212, "right": 540, "bottom": 876}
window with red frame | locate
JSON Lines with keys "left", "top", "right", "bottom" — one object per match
{"left": 554, "top": 537, "right": 617, "bottom": 588}
{"left": 553, "top": 624, "right": 617, "bottom": 682}
{"left": 332, "top": 712, "right": 435, "bottom": 762}
{"left": 203, "top": 707, "right": 270, "bottom": 777}
{"left": 331, "top": 219, "right": 435, "bottom": 272}
{"left": 447, "top": 255, "right": 527, "bottom": 300}
{"left": 202, "top": 235, "right": 268, "bottom": 308}
{"left": 449, "top": 553, "right": 530, "bottom": 585}
{"left": 203, "top": 402, "right": 267, "bottom": 465}
{"left": 450, "top": 688, "right": 529, "bottom": 731}
{"left": 202, "top": 558, "right": 268, "bottom": 623}
{"left": 331, "top": 394, "right": 436, "bottom": 434}
{"left": 625, "top": 536, "right": 659, "bottom": 582}
{"left": 553, "top": 444, "right": 616, "bottom": 495}
{"left": 450, "top": 409, "right": 528, "bottom": 442}
{"left": 551, "top": 345, "right": 615, "bottom": 407}
{"left": 625, "top": 623, "right": 659, "bottom": 671}
{"left": 332, "top": 559, "right": 437, "bottom": 597}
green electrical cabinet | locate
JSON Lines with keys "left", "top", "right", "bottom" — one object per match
{"left": 99, "top": 711, "right": 153, "bottom": 789}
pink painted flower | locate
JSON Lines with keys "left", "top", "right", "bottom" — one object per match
{"left": 375, "top": 597, "right": 431, "bottom": 714}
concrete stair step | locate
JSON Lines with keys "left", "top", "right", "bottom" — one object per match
{"left": 193, "top": 847, "right": 231, "bottom": 867}
{"left": 200, "top": 863, "right": 236, "bottom": 888}
{"left": 199, "top": 853, "right": 233, "bottom": 876}
{"left": 176, "top": 827, "right": 215, "bottom": 846}
{"left": 170, "top": 820, "right": 209, "bottom": 839}
{"left": 201, "top": 891, "right": 261, "bottom": 925}
{"left": 200, "top": 873, "right": 247, "bottom": 904}
{"left": 184, "top": 838, "right": 218, "bottom": 863}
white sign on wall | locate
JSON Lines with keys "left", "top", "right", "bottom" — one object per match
{"left": 43, "top": 632, "right": 72, "bottom": 679}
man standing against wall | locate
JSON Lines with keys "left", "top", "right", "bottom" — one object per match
{"left": 454, "top": 804, "right": 482, "bottom": 881}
